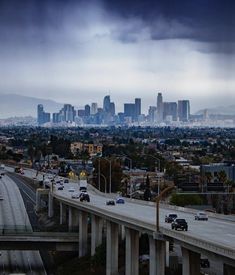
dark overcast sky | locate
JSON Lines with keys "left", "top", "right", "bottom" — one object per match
{"left": 0, "top": 0, "right": 235, "bottom": 114}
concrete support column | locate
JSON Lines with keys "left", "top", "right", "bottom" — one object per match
{"left": 48, "top": 192, "right": 54, "bottom": 218}
{"left": 59, "top": 202, "right": 67, "bottom": 225}
{"left": 68, "top": 206, "right": 79, "bottom": 232}
{"left": 35, "top": 190, "right": 41, "bottom": 211}
{"left": 182, "top": 247, "right": 200, "bottom": 275}
{"left": 165, "top": 241, "right": 170, "bottom": 268}
{"left": 149, "top": 235, "right": 166, "bottom": 275}
{"left": 106, "top": 221, "right": 119, "bottom": 275}
{"left": 119, "top": 225, "right": 125, "bottom": 241}
{"left": 125, "top": 227, "right": 139, "bottom": 275}
{"left": 224, "top": 264, "right": 235, "bottom": 275}
{"left": 79, "top": 211, "right": 88, "bottom": 257}
{"left": 91, "top": 215, "right": 103, "bottom": 256}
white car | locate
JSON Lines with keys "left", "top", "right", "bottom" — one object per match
{"left": 195, "top": 212, "right": 208, "bottom": 221}
{"left": 68, "top": 187, "right": 75, "bottom": 192}
{"left": 71, "top": 193, "right": 80, "bottom": 199}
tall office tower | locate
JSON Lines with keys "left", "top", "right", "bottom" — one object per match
{"left": 91, "top": 102, "right": 98, "bottom": 115}
{"left": 178, "top": 100, "right": 190, "bottom": 122}
{"left": 91, "top": 103, "right": 98, "bottom": 115}
{"left": 148, "top": 106, "right": 157, "bottom": 123}
{"left": 163, "top": 102, "right": 178, "bottom": 121}
{"left": 124, "top": 103, "right": 136, "bottom": 120}
{"left": 37, "top": 104, "right": 50, "bottom": 125}
{"left": 64, "top": 104, "right": 76, "bottom": 122}
{"left": 52, "top": 113, "right": 59, "bottom": 123}
{"left": 37, "top": 104, "right": 44, "bottom": 125}
{"left": 103, "top": 95, "right": 111, "bottom": 113}
{"left": 157, "top": 92, "right": 164, "bottom": 122}
{"left": 77, "top": 109, "right": 85, "bottom": 117}
{"left": 84, "top": 104, "right": 91, "bottom": 116}
{"left": 135, "top": 98, "right": 141, "bottom": 120}
{"left": 110, "top": 102, "right": 115, "bottom": 116}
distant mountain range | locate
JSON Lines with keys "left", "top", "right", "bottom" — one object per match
{"left": 195, "top": 105, "right": 235, "bottom": 116}
{"left": 0, "top": 94, "right": 64, "bottom": 119}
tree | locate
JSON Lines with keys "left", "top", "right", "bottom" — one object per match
{"left": 143, "top": 175, "right": 152, "bottom": 201}
{"left": 205, "top": 172, "right": 213, "bottom": 184}
{"left": 170, "top": 193, "right": 203, "bottom": 207}
{"left": 218, "top": 170, "right": 227, "bottom": 184}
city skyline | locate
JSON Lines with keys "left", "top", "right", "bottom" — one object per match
{"left": 0, "top": 0, "right": 235, "bottom": 113}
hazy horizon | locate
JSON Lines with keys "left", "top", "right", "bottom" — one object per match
{"left": 0, "top": 0, "right": 235, "bottom": 114}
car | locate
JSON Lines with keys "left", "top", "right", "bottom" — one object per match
{"left": 64, "top": 179, "right": 69, "bottom": 183}
{"left": 171, "top": 219, "right": 188, "bottom": 231}
{"left": 58, "top": 186, "right": 64, "bottom": 190}
{"left": 68, "top": 187, "right": 75, "bottom": 192}
{"left": 106, "top": 200, "right": 115, "bottom": 206}
{"left": 71, "top": 193, "right": 80, "bottom": 199}
{"left": 80, "top": 192, "right": 90, "bottom": 202}
{"left": 165, "top": 213, "right": 178, "bottom": 223}
{"left": 200, "top": 258, "right": 210, "bottom": 268}
{"left": 116, "top": 197, "right": 125, "bottom": 204}
{"left": 195, "top": 212, "right": 208, "bottom": 221}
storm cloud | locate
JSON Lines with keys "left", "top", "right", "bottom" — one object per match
{"left": 0, "top": 0, "right": 235, "bottom": 114}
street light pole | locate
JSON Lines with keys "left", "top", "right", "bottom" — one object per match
{"left": 98, "top": 158, "right": 101, "bottom": 191}
{"left": 156, "top": 185, "right": 175, "bottom": 232}
{"left": 109, "top": 160, "right": 112, "bottom": 193}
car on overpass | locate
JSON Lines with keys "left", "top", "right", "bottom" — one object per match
{"left": 106, "top": 200, "right": 115, "bottom": 206}
{"left": 116, "top": 197, "right": 125, "bottom": 204}
{"left": 80, "top": 192, "right": 90, "bottom": 202}
{"left": 71, "top": 193, "right": 80, "bottom": 199}
{"left": 165, "top": 213, "right": 178, "bottom": 223}
{"left": 195, "top": 212, "right": 208, "bottom": 221}
{"left": 171, "top": 218, "right": 188, "bottom": 231}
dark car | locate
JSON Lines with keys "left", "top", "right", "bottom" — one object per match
{"left": 106, "top": 200, "right": 115, "bottom": 206}
{"left": 58, "top": 186, "right": 64, "bottom": 190}
{"left": 116, "top": 197, "right": 125, "bottom": 204}
{"left": 165, "top": 213, "right": 178, "bottom": 223}
{"left": 171, "top": 219, "right": 188, "bottom": 231}
{"left": 80, "top": 193, "right": 90, "bottom": 202}
{"left": 200, "top": 258, "right": 210, "bottom": 268}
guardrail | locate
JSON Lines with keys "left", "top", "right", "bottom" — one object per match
{"left": 161, "top": 227, "right": 235, "bottom": 260}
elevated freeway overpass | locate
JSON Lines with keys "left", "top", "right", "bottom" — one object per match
{"left": 5, "top": 166, "right": 235, "bottom": 275}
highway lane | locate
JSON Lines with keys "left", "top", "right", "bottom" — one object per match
{"left": 8, "top": 166, "right": 235, "bottom": 258}
{"left": 53, "top": 179, "right": 235, "bottom": 253}
{"left": 0, "top": 174, "right": 47, "bottom": 275}
{"left": 14, "top": 166, "right": 235, "bottom": 252}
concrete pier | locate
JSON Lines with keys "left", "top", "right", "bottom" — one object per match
{"left": 125, "top": 228, "right": 139, "bottom": 275}
{"left": 106, "top": 221, "right": 119, "bottom": 275}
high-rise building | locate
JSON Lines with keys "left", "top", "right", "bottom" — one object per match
{"left": 124, "top": 103, "right": 136, "bottom": 120}
{"left": 84, "top": 104, "right": 90, "bottom": 116}
{"left": 178, "top": 100, "right": 190, "bottom": 122}
{"left": 37, "top": 104, "right": 44, "bottom": 125}
{"left": 110, "top": 102, "right": 115, "bottom": 116}
{"left": 103, "top": 95, "right": 111, "bottom": 113}
{"left": 157, "top": 93, "right": 163, "bottom": 122}
{"left": 163, "top": 102, "right": 177, "bottom": 121}
{"left": 148, "top": 106, "right": 157, "bottom": 123}
{"left": 91, "top": 103, "right": 98, "bottom": 115}
{"left": 135, "top": 98, "right": 141, "bottom": 120}
{"left": 65, "top": 104, "right": 75, "bottom": 122}
{"left": 37, "top": 104, "right": 50, "bottom": 125}
{"left": 52, "top": 113, "right": 59, "bottom": 123}
{"left": 77, "top": 109, "right": 85, "bottom": 117}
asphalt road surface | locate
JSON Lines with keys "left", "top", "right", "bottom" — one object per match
{"left": 0, "top": 174, "right": 47, "bottom": 275}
